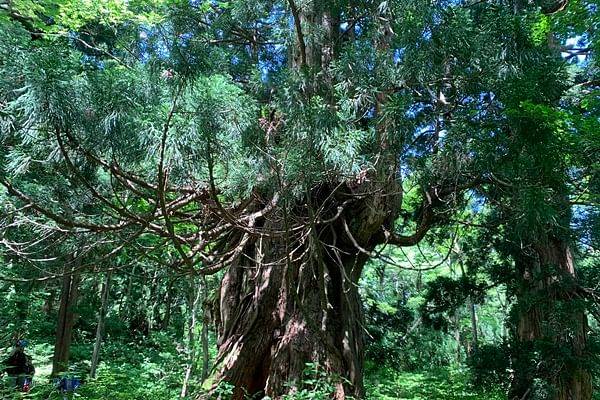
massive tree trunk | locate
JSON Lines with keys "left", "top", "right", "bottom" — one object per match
{"left": 204, "top": 3, "right": 402, "bottom": 397}
{"left": 210, "top": 180, "right": 398, "bottom": 399}
{"left": 510, "top": 237, "right": 592, "bottom": 400}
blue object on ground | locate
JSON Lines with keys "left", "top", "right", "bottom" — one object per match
{"left": 54, "top": 376, "right": 81, "bottom": 392}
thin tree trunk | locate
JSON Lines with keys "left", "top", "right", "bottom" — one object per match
{"left": 51, "top": 256, "right": 81, "bottom": 377}
{"left": 181, "top": 279, "right": 203, "bottom": 398}
{"left": 161, "top": 280, "right": 174, "bottom": 330}
{"left": 497, "top": 290, "right": 509, "bottom": 340}
{"left": 200, "top": 276, "right": 210, "bottom": 382}
{"left": 469, "top": 299, "right": 478, "bottom": 354}
{"left": 458, "top": 258, "right": 478, "bottom": 354}
{"left": 15, "top": 281, "right": 33, "bottom": 328}
{"left": 119, "top": 265, "right": 134, "bottom": 319}
{"left": 90, "top": 271, "right": 111, "bottom": 378}
{"left": 43, "top": 287, "right": 56, "bottom": 316}
{"left": 454, "top": 311, "right": 461, "bottom": 364}
{"left": 148, "top": 269, "right": 160, "bottom": 332}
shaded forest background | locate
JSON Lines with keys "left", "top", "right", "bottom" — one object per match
{"left": 1, "top": 247, "right": 530, "bottom": 399}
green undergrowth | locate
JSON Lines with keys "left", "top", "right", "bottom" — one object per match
{"left": 364, "top": 364, "right": 504, "bottom": 400}
{"left": 1, "top": 336, "right": 184, "bottom": 400}
{"left": 3, "top": 363, "right": 505, "bottom": 400}
{"left": 2, "top": 339, "right": 505, "bottom": 400}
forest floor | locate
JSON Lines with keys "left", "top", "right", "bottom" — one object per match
{"left": 365, "top": 366, "right": 504, "bottom": 400}
{"left": 1, "top": 341, "right": 506, "bottom": 399}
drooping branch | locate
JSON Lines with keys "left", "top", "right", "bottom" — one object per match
{"left": 385, "top": 177, "right": 486, "bottom": 247}
{"left": 0, "top": 1, "right": 44, "bottom": 39}
{"left": 0, "top": 179, "right": 135, "bottom": 233}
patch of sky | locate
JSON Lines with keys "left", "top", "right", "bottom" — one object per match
{"left": 585, "top": 2, "right": 597, "bottom": 12}
{"left": 81, "top": 54, "right": 106, "bottom": 69}
{"left": 399, "top": 162, "right": 412, "bottom": 178}
{"left": 461, "top": 92, "right": 502, "bottom": 123}
{"left": 561, "top": 35, "right": 588, "bottom": 65}
{"left": 177, "top": 32, "right": 194, "bottom": 47}
{"left": 153, "top": 40, "right": 171, "bottom": 60}
{"left": 257, "top": 44, "right": 286, "bottom": 81}
{"left": 136, "top": 26, "right": 171, "bottom": 61}
{"left": 138, "top": 32, "right": 150, "bottom": 63}
{"left": 354, "top": 23, "right": 363, "bottom": 37}
{"left": 337, "top": 20, "right": 363, "bottom": 37}
{"left": 394, "top": 48, "right": 406, "bottom": 65}
{"left": 571, "top": 204, "right": 597, "bottom": 249}
{"left": 422, "top": 27, "right": 432, "bottom": 41}
{"left": 365, "top": 107, "right": 376, "bottom": 119}
{"left": 400, "top": 122, "right": 437, "bottom": 165}
{"left": 469, "top": 191, "right": 486, "bottom": 213}
{"left": 405, "top": 103, "right": 429, "bottom": 119}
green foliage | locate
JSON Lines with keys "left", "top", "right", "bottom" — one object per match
{"left": 0, "top": 338, "right": 184, "bottom": 400}
{"left": 467, "top": 343, "right": 511, "bottom": 391}
{"left": 280, "top": 363, "right": 346, "bottom": 400}
{"left": 420, "top": 276, "right": 487, "bottom": 332}
{"left": 365, "top": 366, "right": 504, "bottom": 400}
{"left": 531, "top": 14, "right": 551, "bottom": 46}
{"left": 1, "top": 0, "right": 599, "bottom": 398}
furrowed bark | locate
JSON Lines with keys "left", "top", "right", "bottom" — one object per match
{"left": 208, "top": 177, "right": 400, "bottom": 399}
{"left": 510, "top": 237, "right": 592, "bottom": 400}
{"left": 51, "top": 255, "right": 82, "bottom": 377}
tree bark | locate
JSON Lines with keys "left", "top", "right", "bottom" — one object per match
{"left": 90, "top": 271, "right": 111, "bottom": 378}
{"left": 205, "top": 3, "right": 406, "bottom": 390}
{"left": 182, "top": 278, "right": 203, "bottom": 398}
{"left": 209, "top": 178, "right": 399, "bottom": 399}
{"left": 42, "top": 286, "right": 56, "bottom": 316}
{"left": 201, "top": 276, "right": 210, "bottom": 383}
{"left": 469, "top": 299, "right": 478, "bottom": 355}
{"left": 51, "top": 256, "right": 82, "bottom": 377}
{"left": 459, "top": 258, "right": 478, "bottom": 354}
{"left": 148, "top": 269, "right": 160, "bottom": 332}
{"left": 119, "top": 265, "right": 134, "bottom": 319}
{"left": 161, "top": 279, "right": 174, "bottom": 331}
{"left": 510, "top": 237, "right": 592, "bottom": 400}
{"left": 454, "top": 311, "right": 462, "bottom": 364}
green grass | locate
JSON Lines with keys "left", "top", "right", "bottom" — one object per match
{"left": 0, "top": 343, "right": 509, "bottom": 400}
{"left": 365, "top": 365, "right": 504, "bottom": 400}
